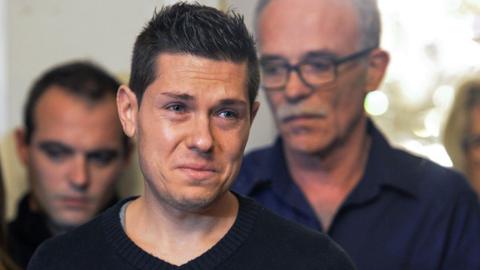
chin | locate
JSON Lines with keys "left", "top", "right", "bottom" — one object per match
{"left": 166, "top": 196, "right": 213, "bottom": 212}
{"left": 167, "top": 189, "right": 224, "bottom": 212}
{"left": 286, "top": 135, "right": 331, "bottom": 153}
{"left": 54, "top": 212, "right": 93, "bottom": 228}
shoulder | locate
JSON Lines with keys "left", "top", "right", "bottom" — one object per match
{"left": 26, "top": 198, "right": 130, "bottom": 270}
{"left": 389, "top": 147, "right": 474, "bottom": 200}
{"left": 233, "top": 144, "right": 277, "bottom": 192}
{"left": 249, "top": 205, "right": 355, "bottom": 269}
{"left": 369, "top": 127, "right": 475, "bottom": 202}
{"left": 28, "top": 215, "right": 106, "bottom": 269}
{"left": 241, "top": 144, "right": 276, "bottom": 171}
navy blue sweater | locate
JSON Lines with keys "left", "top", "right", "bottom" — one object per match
{"left": 28, "top": 194, "right": 356, "bottom": 270}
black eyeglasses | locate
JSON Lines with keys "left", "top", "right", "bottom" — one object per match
{"left": 259, "top": 47, "right": 377, "bottom": 90}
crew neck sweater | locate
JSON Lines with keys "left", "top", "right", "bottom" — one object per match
{"left": 27, "top": 194, "right": 356, "bottom": 270}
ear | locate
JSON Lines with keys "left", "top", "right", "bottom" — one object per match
{"left": 14, "top": 128, "right": 29, "bottom": 166}
{"left": 117, "top": 85, "right": 139, "bottom": 138}
{"left": 250, "top": 101, "right": 260, "bottom": 126}
{"left": 366, "top": 49, "right": 390, "bottom": 92}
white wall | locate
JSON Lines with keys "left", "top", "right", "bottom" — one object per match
{"left": 0, "top": 0, "right": 7, "bottom": 135}
{"left": 7, "top": 0, "right": 166, "bottom": 130}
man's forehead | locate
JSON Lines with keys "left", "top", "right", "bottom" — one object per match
{"left": 258, "top": 0, "right": 361, "bottom": 59}
{"left": 32, "top": 89, "right": 122, "bottom": 140}
{"left": 36, "top": 139, "right": 121, "bottom": 154}
{"left": 147, "top": 53, "right": 249, "bottom": 99}
{"left": 34, "top": 86, "right": 117, "bottom": 115}
{"left": 259, "top": 0, "right": 357, "bottom": 19}
{"left": 155, "top": 53, "right": 247, "bottom": 77}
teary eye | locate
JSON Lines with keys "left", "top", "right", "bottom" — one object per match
{"left": 218, "top": 110, "right": 238, "bottom": 119}
{"left": 166, "top": 103, "right": 186, "bottom": 113}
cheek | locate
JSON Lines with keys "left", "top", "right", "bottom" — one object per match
{"left": 216, "top": 126, "right": 250, "bottom": 164}
{"left": 138, "top": 112, "right": 181, "bottom": 151}
{"left": 330, "top": 81, "right": 366, "bottom": 119}
{"left": 265, "top": 93, "right": 284, "bottom": 112}
{"left": 89, "top": 163, "right": 123, "bottom": 192}
{"left": 29, "top": 153, "right": 66, "bottom": 190}
{"left": 466, "top": 149, "right": 480, "bottom": 166}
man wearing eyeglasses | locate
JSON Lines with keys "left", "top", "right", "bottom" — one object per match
{"left": 233, "top": 0, "right": 480, "bottom": 269}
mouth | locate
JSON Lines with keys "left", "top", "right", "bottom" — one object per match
{"left": 281, "top": 113, "right": 325, "bottom": 123}
{"left": 177, "top": 164, "right": 218, "bottom": 180}
{"left": 58, "top": 197, "right": 91, "bottom": 209}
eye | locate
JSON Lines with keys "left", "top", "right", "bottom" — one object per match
{"left": 44, "top": 149, "right": 68, "bottom": 162}
{"left": 218, "top": 110, "right": 238, "bottom": 119}
{"left": 38, "top": 143, "right": 73, "bottom": 163}
{"left": 165, "top": 103, "right": 186, "bottom": 113}
{"left": 87, "top": 151, "right": 119, "bottom": 167}
{"left": 261, "top": 64, "right": 286, "bottom": 77}
{"left": 302, "top": 60, "right": 331, "bottom": 73}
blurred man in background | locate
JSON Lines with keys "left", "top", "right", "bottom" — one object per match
{"left": 7, "top": 61, "right": 131, "bottom": 268}
{"left": 234, "top": 0, "right": 480, "bottom": 269}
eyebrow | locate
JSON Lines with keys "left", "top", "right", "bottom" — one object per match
{"left": 38, "top": 141, "right": 121, "bottom": 156}
{"left": 261, "top": 49, "right": 338, "bottom": 62}
{"left": 303, "top": 50, "right": 338, "bottom": 59}
{"left": 217, "top": 98, "right": 247, "bottom": 107}
{"left": 159, "top": 92, "right": 247, "bottom": 107}
{"left": 38, "top": 141, "right": 75, "bottom": 154}
{"left": 160, "top": 92, "right": 194, "bottom": 101}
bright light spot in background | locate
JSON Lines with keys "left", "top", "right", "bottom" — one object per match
{"left": 402, "top": 140, "right": 453, "bottom": 167}
{"left": 411, "top": 109, "right": 443, "bottom": 139}
{"left": 474, "top": 16, "right": 480, "bottom": 41}
{"left": 365, "top": 90, "right": 389, "bottom": 116}
{"left": 433, "top": 85, "right": 455, "bottom": 108}
{"left": 425, "top": 109, "right": 441, "bottom": 137}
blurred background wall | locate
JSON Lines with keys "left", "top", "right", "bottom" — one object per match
{"left": 0, "top": 0, "right": 480, "bottom": 217}
{"left": 0, "top": 0, "right": 6, "bottom": 136}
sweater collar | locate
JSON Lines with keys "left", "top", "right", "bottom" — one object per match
{"left": 103, "top": 193, "right": 260, "bottom": 270}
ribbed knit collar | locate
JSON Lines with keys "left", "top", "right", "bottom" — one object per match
{"left": 102, "top": 194, "right": 260, "bottom": 269}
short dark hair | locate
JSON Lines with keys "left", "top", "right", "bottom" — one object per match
{"left": 23, "top": 61, "right": 129, "bottom": 153}
{"left": 129, "top": 2, "right": 259, "bottom": 107}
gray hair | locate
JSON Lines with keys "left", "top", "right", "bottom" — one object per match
{"left": 255, "top": 0, "right": 381, "bottom": 49}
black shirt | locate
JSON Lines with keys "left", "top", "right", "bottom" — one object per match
{"left": 7, "top": 193, "right": 117, "bottom": 268}
{"left": 28, "top": 194, "right": 356, "bottom": 270}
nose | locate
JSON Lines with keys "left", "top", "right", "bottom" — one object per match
{"left": 284, "top": 70, "right": 314, "bottom": 103}
{"left": 186, "top": 114, "right": 214, "bottom": 155}
{"left": 68, "top": 155, "right": 89, "bottom": 191}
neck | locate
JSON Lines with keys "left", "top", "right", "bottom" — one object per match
{"left": 28, "top": 194, "right": 75, "bottom": 236}
{"left": 125, "top": 190, "right": 239, "bottom": 266}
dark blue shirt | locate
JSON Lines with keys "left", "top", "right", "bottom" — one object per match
{"left": 233, "top": 123, "right": 480, "bottom": 270}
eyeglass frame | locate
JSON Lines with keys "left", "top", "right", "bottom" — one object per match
{"left": 259, "top": 46, "right": 378, "bottom": 91}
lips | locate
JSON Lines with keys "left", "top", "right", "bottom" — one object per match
{"left": 59, "top": 196, "right": 91, "bottom": 209}
{"left": 281, "top": 113, "right": 324, "bottom": 123}
{"left": 177, "top": 164, "right": 218, "bottom": 180}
